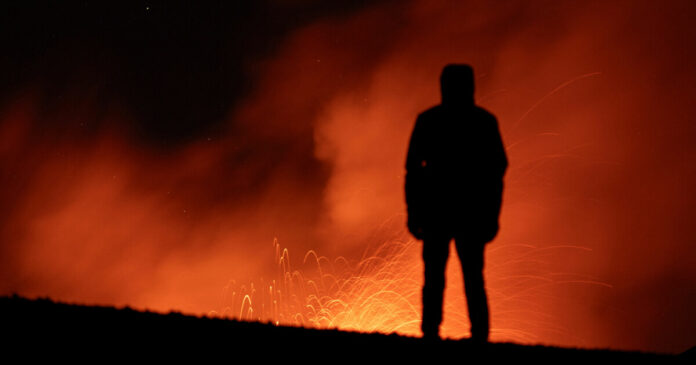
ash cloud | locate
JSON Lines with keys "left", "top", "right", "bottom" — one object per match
{"left": 0, "top": 0, "right": 390, "bottom": 316}
{"left": 264, "top": 0, "right": 696, "bottom": 352}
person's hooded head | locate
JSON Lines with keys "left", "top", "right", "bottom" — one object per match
{"left": 440, "top": 64, "right": 475, "bottom": 107}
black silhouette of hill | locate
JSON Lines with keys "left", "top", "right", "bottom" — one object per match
{"left": 1, "top": 295, "right": 687, "bottom": 362}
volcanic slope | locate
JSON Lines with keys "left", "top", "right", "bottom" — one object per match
{"left": 0, "top": 295, "right": 686, "bottom": 362}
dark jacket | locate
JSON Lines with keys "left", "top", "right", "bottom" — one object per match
{"left": 405, "top": 103, "right": 507, "bottom": 242}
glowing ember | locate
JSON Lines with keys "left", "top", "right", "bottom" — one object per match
{"left": 213, "top": 238, "right": 422, "bottom": 335}
{"left": 212, "top": 238, "right": 610, "bottom": 343}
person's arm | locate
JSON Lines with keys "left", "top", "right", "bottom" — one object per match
{"left": 490, "top": 115, "right": 507, "bottom": 179}
{"left": 405, "top": 115, "right": 427, "bottom": 239}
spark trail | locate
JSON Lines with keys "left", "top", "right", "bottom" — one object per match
{"left": 213, "top": 238, "right": 611, "bottom": 344}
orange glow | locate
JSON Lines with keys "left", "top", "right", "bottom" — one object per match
{"left": 213, "top": 239, "right": 611, "bottom": 344}
{"left": 1, "top": 0, "right": 695, "bottom": 355}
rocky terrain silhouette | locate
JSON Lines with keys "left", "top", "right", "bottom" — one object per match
{"left": 1, "top": 295, "right": 686, "bottom": 362}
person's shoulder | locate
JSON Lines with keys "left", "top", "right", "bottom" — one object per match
{"left": 473, "top": 105, "right": 497, "bottom": 121}
{"left": 417, "top": 105, "right": 443, "bottom": 121}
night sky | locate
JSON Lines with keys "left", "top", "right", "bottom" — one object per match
{"left": 1, "top": 1, "right": 695, "bottom": 353}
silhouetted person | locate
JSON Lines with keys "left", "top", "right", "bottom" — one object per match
{"left": 405, "top": 64, "right": 507, "bottom": 341}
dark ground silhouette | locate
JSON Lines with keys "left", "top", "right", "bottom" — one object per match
{"left": 0, "top": 295, "right": 684, "bottom": 361}
{"left": 406, "top": 64, "right": 507, "bottom": 341}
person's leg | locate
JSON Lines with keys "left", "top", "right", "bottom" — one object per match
{"left": 455, "top": 239, "right": 489, "bottom": 342}
{"left": 421, "top": 234, "right": 451, "bottom": 339}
